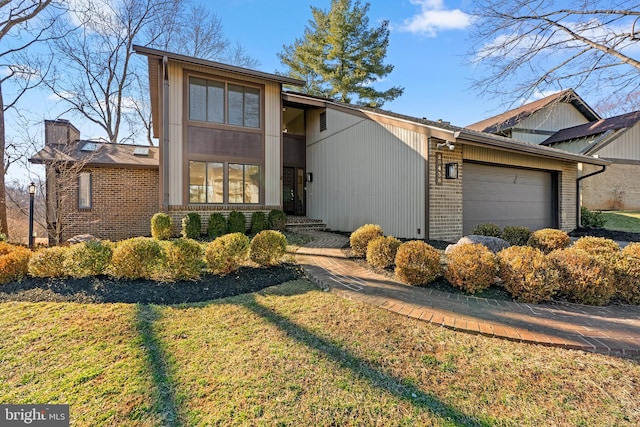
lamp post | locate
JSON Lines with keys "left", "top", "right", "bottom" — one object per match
{"left": 28, "top": 182, "right": 36, "bottom": 249}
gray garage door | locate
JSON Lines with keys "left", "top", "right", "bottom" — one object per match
{"left": 463, "top": 162, "right": 555, "bottom": 234}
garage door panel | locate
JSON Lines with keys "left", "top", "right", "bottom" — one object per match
{"left": 463, "top": 163, "right": 554, "bottom": 234}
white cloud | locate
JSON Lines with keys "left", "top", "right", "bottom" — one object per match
{"left": 396, "top": 0, "right": 472, "bottom": 37}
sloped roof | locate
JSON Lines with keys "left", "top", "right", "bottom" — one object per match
{"left": 542, "top": 110, "right": 640, "bottom": 146}
{"left": 467, "top": 89, "right": 601, "bottom": 134}
{"left": 30, "top": 141, "right": 159, "bottom": 168}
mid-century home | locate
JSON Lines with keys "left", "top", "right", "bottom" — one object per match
{"left": 30, "top": 46, "right": 610, "bottom": 242}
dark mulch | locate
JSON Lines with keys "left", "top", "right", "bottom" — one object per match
{"left": 0, "top": 264, "right": 304, "bottom": 305}
{"left": 569, "top": 228, "right": 640, "bottom": 242}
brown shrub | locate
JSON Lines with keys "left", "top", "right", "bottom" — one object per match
{"left": 444, "top": 243, "right": 497, "bottom": 294}
{"left": 250, "top": 230, "right": 288, "bottom": 266}
{"left": 394, "top": 240, "right": 442, "bottom": 286}
{"left": 497, "top": 246, "right": 559, "bottom": 303}
{"left": 28, "top": 246, "right": 69, "bottom": 278}
{"left": 571, "top": 236, "right": 620, "bottom": 256}
{"left": 613, "top": 255, "right": 640, "bottom": 305}
{"left": 0, "top": 242, "right": 31, "bottom": 285}
{"left": 621, "top": 242, "right": 640, "bottom": 259}
{"left": 205, "top": 233, "right": 250, "bottom": 274}
{"left": 366, "top": 236, "right": 401, "bottom": 269}
{"left": 350, "top": 224, "right": 383, "bottom": 257}
{"left": 527, "top": 228, "right": 571, "bottom": 254}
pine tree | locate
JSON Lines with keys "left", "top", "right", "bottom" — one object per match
{"left": 279, "top": 0, "right": 403, "bottom": 108}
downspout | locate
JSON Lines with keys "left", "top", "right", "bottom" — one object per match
{"left": 162, "top": 55, "right": 169, "bottom": 211}
{"left": 576, "top": 164, "right": 607, "bottom": 227}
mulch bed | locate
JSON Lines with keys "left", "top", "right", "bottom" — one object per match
{"left": 569, "top": 228, "right": 640, "bottom": 242}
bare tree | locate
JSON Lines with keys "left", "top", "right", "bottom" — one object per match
{"left": 469, "top": 1, "right": 640, "bottom": 110}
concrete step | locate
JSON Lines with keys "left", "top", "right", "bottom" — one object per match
{"left": 285, "top": 217, "right": 327, "bottom": 232}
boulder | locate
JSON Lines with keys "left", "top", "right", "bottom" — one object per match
{"left": 445, "top": 235, "right": 511, "bottom": 254}
{"left": 67, "top": 234, "right": 99, "bottom": 245}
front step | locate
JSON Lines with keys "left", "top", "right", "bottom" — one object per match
{"left": 285, "top": 216, "right": 327, "bottom": 232}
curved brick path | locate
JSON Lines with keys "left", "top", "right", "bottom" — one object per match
{"left": 294, "top": 231, "right": 640, "bottom": 357}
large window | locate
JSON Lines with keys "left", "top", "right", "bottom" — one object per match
{"left": 189, "top": 77, "right": 260, "bottom": 128}
{"left": 189, "top": 161, "right": 260, "bottom": 204}
{"left": 78, "top": 172, "right": 91, "bottom": 209}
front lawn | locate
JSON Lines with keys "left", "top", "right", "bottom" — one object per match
{"left": 1, "top": 280, "right": 638, "bottom": 426}
{"left": 602, "top": 210, "right": 640, "bottom": 233}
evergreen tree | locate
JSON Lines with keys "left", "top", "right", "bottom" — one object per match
{"left": 279, "top": 0, "right": 403, "bottom": 108}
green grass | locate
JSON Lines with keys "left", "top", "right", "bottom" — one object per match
{"left": 602, "top": 211, "right": 640, "bottom": 232}
{"left": 1, "top": 280, "right": 639, "bottom": 426}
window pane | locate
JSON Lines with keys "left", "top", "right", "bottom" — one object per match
{"left": 244, "top": 87, "right": 260, "bottom": 128}
{"left": 207, "top": 162, "right": 223, "bottom": 203}
{"left": 244, "top": 165, "right": 260, "bottom": 204}
{"left": 78, "top": 173, "right": 91, "bottom": 209}
{"left": 189, "top": 77, "right": 207, "bottom": 122}
{"left": 228, "top": 84, "right": 244, "bottom": 126}
{"left": 207, "top": 81, "right": 224, "bottom": 123}
{"left": 189, "top": 161, "right": 207, "bottom": 203}
{"left": 228, "top": 163, "right": 244, "bottom": 203}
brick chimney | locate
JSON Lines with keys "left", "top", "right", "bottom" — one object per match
{"left": 44, "top": 119, "right": 80, "bottom": 146}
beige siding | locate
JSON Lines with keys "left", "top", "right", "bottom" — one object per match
{"left": 597, "top": 122, "right": 640, "bottom": 160}
{"left": 547, "top": 138, "right": 594, "bottom": 154}
{"left": 463, "top": 144, "right": 564, "bottom": 170}
{"left": 168, "top": 61, "right": 183, "bottom": 205}
{"left": 306, "top": 108, "right": 427, "bottom": 239}
{"left": 514, "top": 103, "right": 591, "bottom": 144}
{"left": 264, "top": 82, "right": 282, "bottom": 206}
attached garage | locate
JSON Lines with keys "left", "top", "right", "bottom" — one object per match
{"left": 463, "top": 162, "right": 557, "bottom": 234}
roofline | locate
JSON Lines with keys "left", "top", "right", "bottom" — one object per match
{"left": 133, "top": 45, "right": 305, "bottom": 87}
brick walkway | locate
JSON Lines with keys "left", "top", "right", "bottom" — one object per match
{"left": 294, "top": 231, "right": 640, "bottom": 357}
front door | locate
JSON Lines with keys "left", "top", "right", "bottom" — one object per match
{"left": 283, "top": 166, "right": 305, "bottom": 215}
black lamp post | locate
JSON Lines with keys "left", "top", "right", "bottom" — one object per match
{"left": 28, "top": 182, "right": 36, "bottom": 249}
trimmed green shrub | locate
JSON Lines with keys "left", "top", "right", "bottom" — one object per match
{"left": 581, "top": 206, "right": 606, "bottom": 228}
{"left": 471, "top": 223, "right": 501, "bottom": 238}
{"left": 571, "top": 236, "right": 620, "bottom": 257}
{"left": 622, "top": 242, "right": 640, "bottom": 259}
{"left": 0, "top": 233, "right": 7, "bottom": 242}
{"left": 250, "top": 230, "right": 288, "bottom": 266}
{"left": 366, "top": 236, "right": 401, "bottom": 269}
{"left": 207, "top": 213, "right": 228, "bottom": 239}
{"left": 159, "top": 238, "right": 204, "bottom": 281}
{"left": 549, "top": 248, "right": 615, "bottom": 306}
{"left": 527, "top": 228, "right": 571, "bottom": 254}
{"left": 64, "top": 240, "right": 113, "bottom": 278}
{"left": 350, "top": 224, "right": 384, "bottom": 258}
{"left": 498, "top": 246, "right": 559, "bottom": 303}
{"left": 251, "top": 211, "right": 269, "bottom": 235}
{"left": 109, "top": 237, "right": 164, "bottom": 280}
{"left": 268, "top": 209, "right": 287, "bottom": 232}
{"left": 395, "top": 240, "right": 442, "bottom": 286}
{"left": 181, "top": 212, "right": 202, "bottom": 239}
{"left": 151, "top": 213, "right": 172, "bottom": 240}
{"left": 613, "top": 254, "right": 640, "bottom": 305}
{"left": 501, "top": 226, "right": 532, "bottom": 246}
{"left": 28, "top": 246, "right": 69, "bottom": 278}
{"left": 445, "top": 243, "right": 497, "bottom": 294}
{"left": 205, "top": 233, "right": 250, "bottom": 274}
{"left": 227, "top": 211, "right": 247, "bottom": 234}
{"left": 0, "top": 242, "right": 31, "bottom": 285}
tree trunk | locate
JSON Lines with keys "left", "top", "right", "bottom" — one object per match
{"left": 0, "top": 81, "right": 9, "bottom": 237}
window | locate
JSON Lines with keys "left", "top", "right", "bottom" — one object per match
{"left": 188, "top": 77, "right": 260, "bottom": 128}
{"left": 189, "top": 161, "right": 259, "bottom": 204}
{"left": 78, "top": 172, "right": 91, "bottom": 209}
{"left": 319, "top": 111, "right": 327, "bottom": 131}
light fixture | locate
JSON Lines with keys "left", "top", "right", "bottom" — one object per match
{"left": 306, "top": 172, "right": 313, "bottom": 183}
{"left": 445, "top": 163, "right": 458, "bottom": 179}
{"left": 437, "top": 140, "right": 455, "bottom": 151}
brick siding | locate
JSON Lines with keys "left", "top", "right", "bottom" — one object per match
{"left": 428, "top": 142, "right": 463, "bottom": 241}
{"left": 559, "top": 162, "right": 577, "bottom": 231}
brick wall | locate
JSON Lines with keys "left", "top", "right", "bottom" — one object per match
{"left": 559, "top": 161, "right": 578, "bottom": 231}
{"left": 581, "top": 162, "right": 640, "bottom": 210}
{"left": 52, "top": 166, "right": 159, "bottom": 242}
{"left": 428, "top": 141, "right": 463, "bottom": 241}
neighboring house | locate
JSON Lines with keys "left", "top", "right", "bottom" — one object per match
{"left": 467, "top": 89, "right": 601, "bottom": 144}
{"left": 130, "top": 45, "right": 608, "bottom": 241}
{"left": 541, "top": 111, "right": 640, "bottom": 210}
{"left": 30, "top": 119, "right": 159, "bottom": 242}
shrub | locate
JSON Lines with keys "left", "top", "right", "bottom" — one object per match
{"left": 207, "top": 213, "right": 228, "bottom": 239}
{"left": 497, "top": 246, "right": 559, "bottom": 303}
{"left": 549, "top": 248, "right": 615, "bottom": 306}
{"left": 613, "top": 255, "right": 640, "bottom": 305}
{"left": 444, "top": 243, "right": 497, "bottom": 294}
{"left": 350, "top": 224, "right": 384, "bottom": 257}
{"left": 471, "top": 223, "right": 501, "bottom": 238}
{"left": 581, "top": 206, "right": 606, "bottom": 228}
{"left": 501, "top": 226, "right": 532, "bottom": 246}
{"left": 622, "top": 242, "right": 640, "bottom": 259}
{"left": 0, "top": 242, "right": 31, "bottom": 285}
{"left": 394, "top": 240, "right": 442, "bottom": 286}
{"left": 250, "top": 211, "right": 269, "bottom": 235}
{"left": 151, "top": 213, "right": 172, "bottom": 240}
{"left": 181, "top": 212, "right": 202, "bottom": 239}
{"left": 250, "top": 230, "right": 288, "bottom": 266}
{"left": 527, "top": 228, "right": 571, "bottom": 254}
{"left": 109, "top": 237, "right": 164, "bottom": 280}
{"left": 571, "top": 236, "right": 619, "bottom": 257}
{"left": 64, "top": 240, "right": 113, "bottom": 278}
{"left": 28, "top": 246, "right": 69, "bottom": 278}
{"left": 227, "top": 211, "right": 247, "bottom": 234}
{"left": 366, "top": 236, "right": 401, "bottom": 269}
{"left": 160, "top": 238, "right": 204, "bottom": 281}
{"left": 205, "top": 233, "right": 250, "bottom": 274}
{"left": 268, "top": 209, "right": 287, "bottom": 232}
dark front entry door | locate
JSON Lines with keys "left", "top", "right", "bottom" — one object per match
{"left": 283, "top": 166, "right": 305, "bottom": 215}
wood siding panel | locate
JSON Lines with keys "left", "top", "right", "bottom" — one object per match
{"left": 187, "top": 126, "right": 261, "bottom": 159}
{"left": 264, "top": 82, "right": 281, "bottom": 206}
{"left": 597, "top": 122, "right": 640, "bottom": 160}
{"left": 516, "top": 103, "right": 591, "bottom": 144}
{"left": 463, "top": 145, "right": 564, "bottom": 170}
{"left": 168, "top": 62, "right": 183, "bottom": 205}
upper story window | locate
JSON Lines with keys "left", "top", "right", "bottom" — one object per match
{"left": 188, "top": 77, "right": 260, "bottom": 128}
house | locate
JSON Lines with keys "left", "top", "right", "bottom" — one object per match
{"left": 541, "top": 110, "right": 640, "bottom": 210}
{"left": 130, "top": 45, "right": 608, "bottom": 241}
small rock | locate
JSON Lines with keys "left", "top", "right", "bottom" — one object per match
{"left": 445, "top": 235, "right": 511, "bottom": 254}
